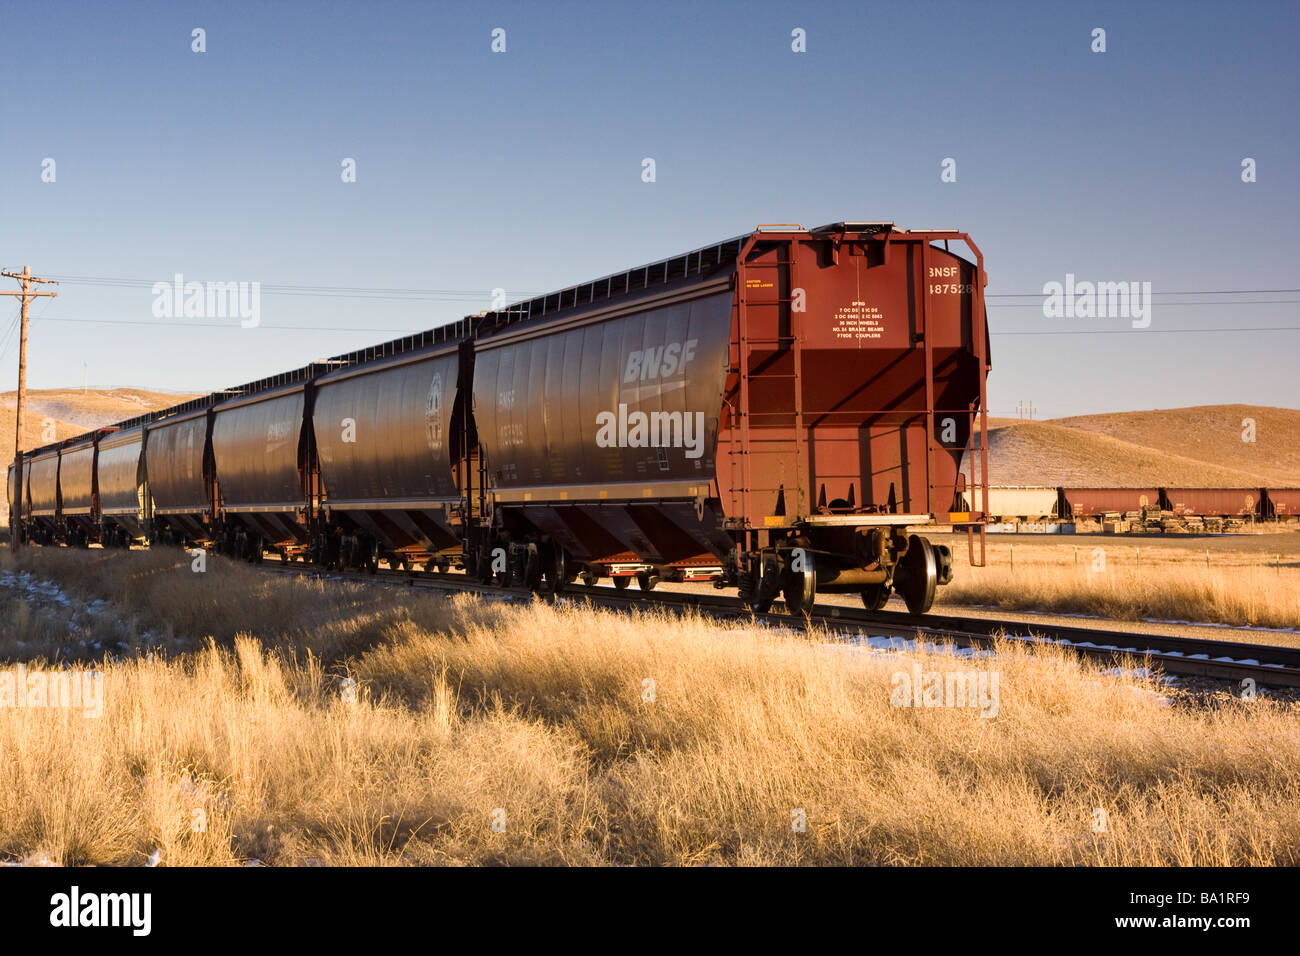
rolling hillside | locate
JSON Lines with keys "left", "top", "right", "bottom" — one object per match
{"left": 983, "top": 405, "right": 1300, "bottom": 487}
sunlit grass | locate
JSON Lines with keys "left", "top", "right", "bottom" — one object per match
{"left": 1, "top": 547, "right": 1298, "bottom": 866}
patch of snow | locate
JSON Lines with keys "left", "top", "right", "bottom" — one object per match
{"left": 0, "top": 851, "right": 57, "bottom": 867}
{"left": 1141, "top": 617, "right": 1300, "bottom": 633}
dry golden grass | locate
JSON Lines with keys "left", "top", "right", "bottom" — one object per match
{"left": 1, "top": 547, "right": 1299, "bottom": 866}
{"left": 937, "top": 536, "right": 1300, "bottom": 630}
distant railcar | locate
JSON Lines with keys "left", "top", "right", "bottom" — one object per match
{"left": 1161, "top": 487, "right": 1261, "bottom": 518}
{"left": 145, "top": 407, "right": 214, "bottom": 546}
{"left": 209, "top": 384, "right": 313, "bottom": 561}
{"left": 56, "top": 434, "right": 102, "bottom": 546}
{"left": 1264, "top": 489, "right": 1300, "bottom": 520}
{"left": 1060, "top": 487, "right": 1159, "bottom": 518}
{"left": 97, "top": 425, "right": 149, "bottom": 546}
{"left": 984, "top": 486, "right": 1059, "bottom": 522}
{"left": 311, "top": 330, "right": 468, "bottom": 571}
{"left": 25, "top": 449, "right": 60, "bottom": 542}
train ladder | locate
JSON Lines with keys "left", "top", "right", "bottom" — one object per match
{"left": 734, "top": 232, "right": 805, "bottom": 529}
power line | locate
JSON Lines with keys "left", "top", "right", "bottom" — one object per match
{"left": 44, "top": 273, "right": 1300, "bottom": 302}
{"left": 992, "top": 326, "right": 1300, "bottom": 336}
{"left": 37, "top": 316, "right": 423, "bottom": 333}
{"left": 0, "top": 304, "right": 22, "bottom": 362}
{"left": 34, "top": 315, "right": 1300, "bottom": 336}
{"left": 990, "top": 300, "right": 1298, "bottom": 308}
{"left": 43, "top": 274, "right": 542, "bottom": 302}
{"left": 986, "top": 289, "right": 1300, "bottom": 298}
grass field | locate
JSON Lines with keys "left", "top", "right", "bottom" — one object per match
{"left": 2, "top": 547, "right": 1298, "bottom": 866}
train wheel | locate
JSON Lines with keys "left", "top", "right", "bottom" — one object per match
{"left": 781, "top": 556, "right": 816, "bottom": 615}
{"left": 580, "top": 570, "right": 598, "bottom": 587}
{"left": 897, "top": 535, "right": 938, "bottom": 615}
{"left": 860, "top": 583, "right": 891, "bottom": 611}
{"left": 635, "top": 570, "right": 658, "bottom": 592}
{"left": 523, "top": 543, "right": 542, "bottom": 592}
{"left": 613, "top": 576, "right": 630, "bottom": 590}
{"left": 747, "top": 554, "right": 780, "bottom": 613}
{"left": 542, "top": 544, "right": 567, "bottom": 595}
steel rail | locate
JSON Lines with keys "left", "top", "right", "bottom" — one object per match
{"left": 255, "top": 560, "right": 1300, "bottom": 689}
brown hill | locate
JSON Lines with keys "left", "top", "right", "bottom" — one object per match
{"left": 983, "top": 405, "right": 1300, "bottom": 487}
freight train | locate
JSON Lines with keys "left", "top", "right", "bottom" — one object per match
{"left": 6, "top": 222, "right": 993, "bottom": 615}
{"left": 971, "top": 486, "right": 1300, "bottom": 523}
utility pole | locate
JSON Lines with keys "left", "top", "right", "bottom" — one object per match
{"left": 1, "top": 267, "right": 59, "bottom": 549}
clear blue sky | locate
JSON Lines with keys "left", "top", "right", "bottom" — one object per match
{"left": 1, "top": 0, "right": 1296, "bottom": 418}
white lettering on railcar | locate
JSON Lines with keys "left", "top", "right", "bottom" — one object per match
{"left": 623, "top": 338, "right": 698, "bottom": 383}
{"left": 498, "top": 422, "right": 525, "bottom": 447}
{"left": 266, "top": 421, "right": 294, "bottom": 442}
{"left": 832, "top": 301, "right": 885, "bottom": 340}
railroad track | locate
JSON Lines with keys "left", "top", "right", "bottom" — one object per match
{"left": 257, "top": 560, "right": 1300, "bottom": 690}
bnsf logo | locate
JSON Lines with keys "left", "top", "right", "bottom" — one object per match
{"left": 623, "top": 338, "right": 698, "bottom": 383}
{"left": 266, "top": 421, "right": 294, "bottom": 443}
